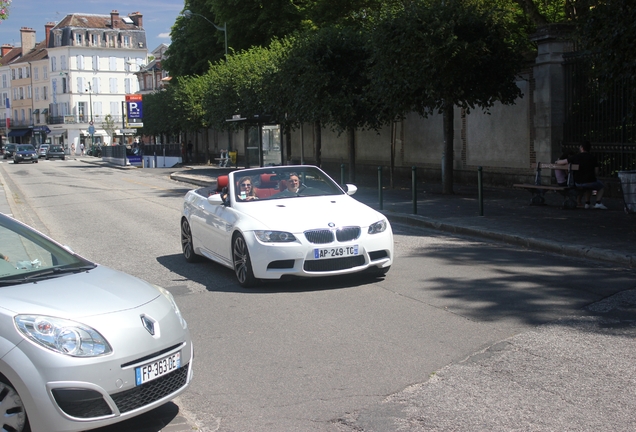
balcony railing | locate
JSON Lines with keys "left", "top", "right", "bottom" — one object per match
{"left": 48, "top": 115, "right": 126, "bottom": 125}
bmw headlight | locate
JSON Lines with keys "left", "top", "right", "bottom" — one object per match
{"left": 15, "top": 315, "right": 112, "bottom": 357}
{"left": 156, "top": 285, "right": 187, "bottom": 329}
{"left": 368, "top": 220, "right": 388, "bottom": 234}
{"left": 254, "top": 231, "right": 297, "bottom": 243}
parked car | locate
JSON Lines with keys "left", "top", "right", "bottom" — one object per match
{"left": 0, "top": 213, "right": 194, "bottom": 432}
{"left": 46, "top": 144, "right": 66, "bottom": 160}
{"left": 37, "top": 144, "right": 49, "bottom": 157}
{"left": 13, "top": 144, "right": 38, "bottom": 164}
{"left": 3, "top": 143, "right": 16, "bottom": 159}
{"left": 181, "top": 165, "right": 394, "bottom": 287}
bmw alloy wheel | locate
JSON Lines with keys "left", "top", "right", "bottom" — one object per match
{"left": 232, "top": 234, "right": 257, "bottom": 287}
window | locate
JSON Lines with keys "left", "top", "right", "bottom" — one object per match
{"left": 2, "top": 74, "right": 6, "bottom": 88}
{"left": 110, "top": 101, "right": 120, "bottom": 116}
{"left": 109, "top": 77, "right": 118, "bottom": 93}
{"left": 125, "top": 57, "right": 131, "bottom": 72}
{"left": 11, "top": 69, "right": 15, "bottom": 80}
{"left": 77, "top": 77, "right": 84, "bottom": 95}
{"left": 109, "top": 57, "right": 117, "bottom": 71}
{"left": 124, "top": 78, "right": 131, "bottom": 94}
{"left": 19, "top": 87, "right": 23, "bottom": 99}
{"left": 12, "top": 88, "right": 16, "bottom": 100}
{"left": 77, "top": 55, "right": 84, "bottom": 70}
{"left": 20, "top": 109, "right": 25, "bottom": 121}
{"left": 78, "top": 101, "right": 87, "bottom": 122}
{"left": 33, "top": 67, "right": 39, "bottom": 81}
{"left": 75, "top": 33, "right": 83, "bottom": 46}
{"left": 90, "top": 33, "right": 99, "bottom": 46}
{"left": 92, "top": 77, "right": 99, "bottom": 94}
{"left": 92, "top": 55, "right": 99, "bottom": 71}
{"left": 60, "top": 55, "right": 67, "bottom": 71}
{"left": 25, "top": 67, "right": 30, "bottom": 78}
{"left": 43, "top": 65, "right": 48, "bottom": 79}
{"left": 35, "top": 87, "right": 40, "bottom": 101}
{"left": 18, "top": 68, "right": 22, "bottom": 79}
{"left": 28, "top": 108, "right": 32, "bottom": 122}
{"left": 2, "top": 92, "right": 8, "bottom": 108}
{"left": 27, "top": 86, "right": 32, "bottom": 99}
{"left": 43, "top": 86, "right": 48, "bottom": 100}
{"left": 51, "top": 57, "right": 57, "bottom": 72}
{"left": 123, "top": 35, "right": 130, "bottom": 48}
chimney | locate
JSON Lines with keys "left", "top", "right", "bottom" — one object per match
{"left": 110, "top": 10, "right": 119, "bottom": 29}
{"left": 1, "top": 44, "right": 14, "bottom": 57}
{"left": 20, "top": 27, "right": 37, "bottom": 55}
{"left": 45, "top": 22, "right": 55, "bottom": 48}
{"left": 129, "top": 12, "right": 143, "bottom": 28}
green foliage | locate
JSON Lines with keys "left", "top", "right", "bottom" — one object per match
{"left": 270, "top": 27, "right": 378, "bottom": 133}
{"left": 163, "top": 0, "right": 226, "bottom": 78}
{"left": 369, "top": 0, "right": 526, "bottom": 121}
{"left": 101, "top": 114, "right": 117, "bottom": 140}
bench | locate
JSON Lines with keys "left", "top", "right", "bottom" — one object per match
{"left": 513, "top": 162, "right": 580, "bottom": 209}
{"left": 214, "top": 149, "right": 230, "bottom": 167}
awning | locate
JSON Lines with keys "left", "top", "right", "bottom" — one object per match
{"left": 41, "top": 109, "right": 48, "bottom": 114}
{"left": 33, "top": 109, "right": 40, "bottom": 114}
{"left": 8, "top": 129, "right": 31, "bottom": 137}
{"left": 47, "top": 129, "right": 66, "bottom": 136}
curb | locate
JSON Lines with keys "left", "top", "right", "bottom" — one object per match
{"left": 385, "top": 213, "right": 634, "bottom": 269}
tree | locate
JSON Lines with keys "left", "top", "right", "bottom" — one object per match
{"left": 270, "top": 27, "right": 377, "bottom": 174}
{"left": 101, "top": 114, "right": 117, "bottom": 144}
{"left": 163, "top": 0, "right": 226, "bottom": 78}
{"left": 370, "top": 0, "right": 526, "bottom": 193}
{"left": 575, "top": 0, "right": 636, "bottom": 122}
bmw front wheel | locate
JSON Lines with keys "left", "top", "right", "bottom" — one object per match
{"left": 233, "top": 233, "right": 257, "bottom": 288}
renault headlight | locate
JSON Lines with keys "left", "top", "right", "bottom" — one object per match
{"left": 15, "top": 315, "right": 112, "bottom": 357}
{"left": 368, "top": 220, "right": 388, "bottom": 234}
{"left": 156, "top": 285, "right": 187, "bottom": 329}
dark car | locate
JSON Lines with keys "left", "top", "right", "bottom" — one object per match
{"left": 13, "top": 144, "right": 38, "bottom": 164}
{"left": 46, "top": 144, "right": 65, "bottom": 160}
{"left": 3, "top": 143, "right": 16, "bottom": 159}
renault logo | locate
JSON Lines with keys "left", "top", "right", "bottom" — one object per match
{"left": 328, "top": 222, "right": 335, "bottom": 227}
{"left": 141, "top": 315, "right": 156, "bottom": 336}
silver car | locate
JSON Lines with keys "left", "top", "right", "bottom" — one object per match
{"left": 0, "top": 213, "right": 194, "bottom": 432}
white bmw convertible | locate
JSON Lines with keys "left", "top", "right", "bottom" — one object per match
{"left": 181, "top": 165, "right": 393, "bottom": 287}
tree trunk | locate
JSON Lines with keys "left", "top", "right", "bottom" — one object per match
{"left": 347, "top": 126, "right": 356, "bottom": 183}
{"left": 442, "top": 101, "right": 454, "bottom": 194}
{"left": 285, "top": 125, "right": 292, "bottom": 163}
{"left": 204, "top": 127, "right": 211, "bottom": 165}
{"left": 314, "top": 121, "right": 322, "bottom": 168}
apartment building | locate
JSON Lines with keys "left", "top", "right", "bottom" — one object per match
{"left": 0, "top": 10, "right": 147, "bottom": 150}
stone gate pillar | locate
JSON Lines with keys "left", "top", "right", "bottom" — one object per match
{"left": 531, "top": 24, "right": 574, "bottom": 163}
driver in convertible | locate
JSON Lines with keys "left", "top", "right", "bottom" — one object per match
{"left": 273, "top": 172, "right": 302, "bottom": 197}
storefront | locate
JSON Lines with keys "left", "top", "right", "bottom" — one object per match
{"left": 7, "top": 128, "right": 32, "bottom": 144}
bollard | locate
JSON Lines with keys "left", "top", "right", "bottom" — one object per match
{"left": 378, "top": 166, "right": 383, "bottom": 210}
{"left": 412, "top": 166, "right": 417, "bottom": 215}
{"left": 341, "top": 164, "right": 346, "bottom": 186}
{"left": 478, "top": 166, "right": 484, "bottom": 216}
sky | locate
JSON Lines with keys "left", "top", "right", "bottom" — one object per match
{"left": 0, "top": 0, "right": 184, "bottom": 52}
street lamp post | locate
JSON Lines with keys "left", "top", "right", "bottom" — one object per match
{"left": 86, "top": 82, "right": 94, "bottom": 154}
{"left": 182, "top": 9, "right": 227, "bottom": 57}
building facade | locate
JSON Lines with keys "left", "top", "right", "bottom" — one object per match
{"left": 0, "top": 10, "right": 147, "bottom": 153}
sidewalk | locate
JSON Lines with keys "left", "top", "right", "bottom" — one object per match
{"left": 168, "top": 165, "right": 636, "bottom": 269}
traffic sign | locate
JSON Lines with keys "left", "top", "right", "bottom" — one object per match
{"left": 88, "top": 125, "right": 95, "bottom": 135}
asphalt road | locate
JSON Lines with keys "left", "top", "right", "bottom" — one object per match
{"left": 1, "top": 159, "right": 634, "bottom": 432}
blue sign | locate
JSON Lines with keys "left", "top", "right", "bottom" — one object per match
{"left": 127, "top": 101, "right": 143, "bottom": 119}
{"left": 88, "top": 125, "right": 95, "bottom": 135}
{"left": 127, "top": 155, "right": 142, "bottom": 166}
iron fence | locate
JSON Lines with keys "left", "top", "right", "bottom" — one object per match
{"left": 562, "top": 50, "right": 636, "bottom": 177}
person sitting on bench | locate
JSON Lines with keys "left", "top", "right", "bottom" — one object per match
{"left": 556, "top": 141, "right": 607, "bottom": 210}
